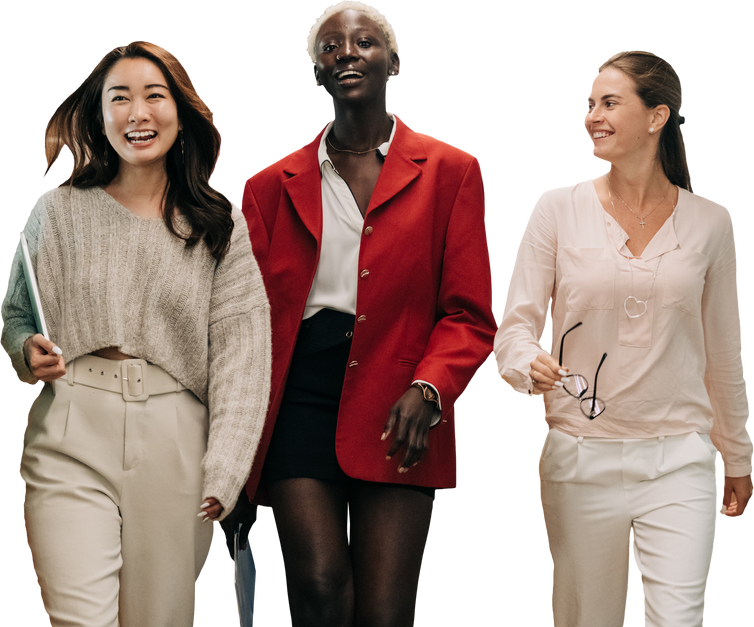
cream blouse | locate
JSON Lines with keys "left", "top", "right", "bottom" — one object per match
{"left": 495, "top": 181, "right": 751, "bottom": 476}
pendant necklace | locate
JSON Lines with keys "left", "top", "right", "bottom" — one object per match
{"left": 607, "top": 175, "right": 671, "bottom": 229}
{"left": 624, "top": 255, "right": 662, "bottom": 319}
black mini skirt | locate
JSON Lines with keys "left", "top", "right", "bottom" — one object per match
{"left": 263, "top": 308, "right": 434, "bottom": 499}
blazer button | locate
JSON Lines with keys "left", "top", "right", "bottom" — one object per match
{"left": 349, "top": 360, "right": 359, "bottom": 367}
{"left": 360, "top": 269, "right": 370, "bottom": 278}
{"left": 357, "top": 315, "right": 366, "bottom": 323}
{"left": 364, "top": 226, "right": 373, "bottom": 235}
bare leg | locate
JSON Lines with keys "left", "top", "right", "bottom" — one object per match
{"left": 268, "top": 478, "right": 354, "bottom": 627}
{"left": 349, "top": 482, "right": 433, "bottom": 627}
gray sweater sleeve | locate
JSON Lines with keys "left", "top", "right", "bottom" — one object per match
{"left": 201, "top": 208, "right": 272, "bottom": 518}
{"left": 1, "top": 197, "right": 46, "bottom": 384}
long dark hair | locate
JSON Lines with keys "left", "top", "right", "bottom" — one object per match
{"left": 45, "top": 41, "right": 233, "bottom": 260}
{"left": 600, "top": 51, "right": 692, "bottom": 192}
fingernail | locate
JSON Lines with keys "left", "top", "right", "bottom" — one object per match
{"left": 203, "top": 516, "right": 210, "bottom": 523}
{"left": 52, "top": 346, "right": 63, "bottom": 355}
{"left": 561, "top": 377, "right": 571, "bottom": 383}
{"left": 198, "top": 512, "right": 208, "bottom": 518}
{"left": 558, "top": 369, "right": 567, "bottom": 376}
{"left": 553, "top": 381, "right": 564, "bottom": 387}
{"left": 720, "top": 505, "right": 727, "bottom": 515}
{"left": 551, "top": 385, "right": 558, "bottom": 390}
{"left": 386, "top": 455, "right": 391, "bottom": 460}
{"left": 200, "top": 502, "right": 210, "bottom": 509}
{"left": 380, "top": 433, "right": 387, "bottom": 441}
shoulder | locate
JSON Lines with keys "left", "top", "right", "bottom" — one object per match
{"left": 677, "top": 188, "right": 730, "bottom": 223}
{"left": 246, "top": 132, "right": 322, "bottom": 189}
{"left": 532, "top": 181, "right": 594, "bottom": 217}
{"left": 393, "top": 118, "right": 477, "bottom": 168}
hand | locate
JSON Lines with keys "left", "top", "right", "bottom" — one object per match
{"left": 382, "top": 386, "right": 435, "bottom": 473}
{"left": 23, "top": 334, "right": 65, "bottom": 382}
{"left": 198, "top": 496, "right": 223, "bottom": 522}
{"left": 722, "top": 475, "right": 752, "bottom": 516}
{"left": 530, "top": 352, "right": 569, "bottom": 395}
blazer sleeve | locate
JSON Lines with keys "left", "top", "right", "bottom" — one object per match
{"left": 412, "top": 157, "right": 496, "bottom": 413}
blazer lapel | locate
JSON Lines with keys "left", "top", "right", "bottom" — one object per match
{"left": 367, "top": 117, "right": 426, "bottom": 215}
{"left": 282, "top": 130, "right": 325, "bottom": 242}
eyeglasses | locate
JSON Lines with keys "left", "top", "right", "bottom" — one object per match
{"left": 558, "top": 322, "right": 607, "bottom": 420}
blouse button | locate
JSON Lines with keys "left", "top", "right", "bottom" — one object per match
{"left": 357, "top": 315, "right": 367, "bottom": 323}
{"left": 360, "top": 269, "right": 370, "bottom": 278}
{"left": 364, "top": 226, "right": 373, "bottom": 236}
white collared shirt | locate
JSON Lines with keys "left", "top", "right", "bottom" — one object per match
{"left": 303, "top": 116, "right": 442, "bottom": 420}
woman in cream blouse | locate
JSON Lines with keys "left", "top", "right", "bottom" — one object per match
{"left": 495, "top": 51, "right": 751, "bottom": 626}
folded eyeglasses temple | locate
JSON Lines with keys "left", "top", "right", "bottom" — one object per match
{"left": 559, "top": 321, "right": 583, "bottom": 366}
{"left": 589, "top": 352, "right": 608, "bottom": 413}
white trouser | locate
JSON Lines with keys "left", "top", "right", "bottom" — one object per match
{"left": 21, "top": 356, "right": 213, "bottom": 627}
{"left": 540, "top": 428, "right": 717, "bottom": 627}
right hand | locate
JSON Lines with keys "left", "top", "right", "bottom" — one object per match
{"left": 529, "top": 352, "right": 569, "bottom": 395}
{"left": 23, "top": 334, "right": 65, "bottom": 382}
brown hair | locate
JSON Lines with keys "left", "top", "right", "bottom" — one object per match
{"left": 45, "top": 41, "right": 233, "bottom": 260}
{"left": 600, "top": 51, "right": 692, "bottom": 192}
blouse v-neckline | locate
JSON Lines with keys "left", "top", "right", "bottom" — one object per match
{"left": 589, "top": 180, "right": 681, "bottom": 261}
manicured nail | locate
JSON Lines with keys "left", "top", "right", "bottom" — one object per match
{"left": 561, "top": 377, "right": 571, "bottom": 383}
{"left": 203, "top": 516, "right": 210, "bottom": 523}
{"left": 386, "top": 455, "right": 391, "bottom": 460}
{"left": 200, "top": 502, "right": 210, "bottom": 509}
{"left": 52, "top": 346, "right": 63, "bottom": 355}
{"left": 558, "top": 369, "right": 567, "bottom": 376}
{"left": 551, "top": 385, "right": 558, "bottom": 390}
{"left": 380, "top": 433, "right": 387, "bottom": 441}
{"left": 720, "top": 505, "right": 727, "bottom": 515}
{"left": 553, "top": 381, "right": 564, "bottom": 387}
{"left": 198, "top": 512, "right": 208, "bottom": 518}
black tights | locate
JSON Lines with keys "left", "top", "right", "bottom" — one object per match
{"left": 268, "top": 478, "right": 434, "bottom": 627}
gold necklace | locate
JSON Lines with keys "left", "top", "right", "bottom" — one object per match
{"left": 606, "top": 175, "right": 671, "bottom": 229}
{"left": 326, "top": 136, "right": 383, "bottom": 155}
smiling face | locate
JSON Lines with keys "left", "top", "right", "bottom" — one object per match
{"left": 314, "top": 9, "right": 399, "bottom": 104}
{"left": 101, "top": 57, "right": 181, "bottom": 173}
{"left": 585, "top": 67, "right": 657, "bottom": 164}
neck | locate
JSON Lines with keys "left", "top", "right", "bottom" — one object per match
{"left": 330, "top": 100, "right": 393, "bottom": 151}
{"left": 607, "top": 158, "right": 671, "bottom": 207}
{"left": 107, "top": 161, "right": 168, "bottom": 203}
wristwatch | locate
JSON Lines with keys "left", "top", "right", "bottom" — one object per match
{"left": 412, "top": 382, "right": 440, "bottom": 409}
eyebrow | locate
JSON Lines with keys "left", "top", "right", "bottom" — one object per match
{"left": 588, "top": 93, "right": 624, "bottom": 103}
{"left": 106, "top": 83, "right": 169, "bottom": 92}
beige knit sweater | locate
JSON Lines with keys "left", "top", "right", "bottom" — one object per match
{"left": 1, "top": 186, "right": 271, "bottom": 518}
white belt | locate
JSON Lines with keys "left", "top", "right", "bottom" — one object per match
{"left": 67, "top": 355, "right": 185, "bottom": 402}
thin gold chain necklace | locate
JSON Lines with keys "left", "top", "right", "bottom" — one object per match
{"left": 607, "top": 175, "right": 671, "bottom": 229}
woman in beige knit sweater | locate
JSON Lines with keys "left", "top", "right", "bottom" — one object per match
{"left": 1, "top": 42, "right": 271, "bottom": 627}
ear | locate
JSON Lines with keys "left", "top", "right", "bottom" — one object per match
{"left": 388, "top": 53, "right": 400, "bottom": 78}
{"left": 649, "top": 104, "right": 670, "bottom": 134}
{"left": 313, "top": 65, "right": 321, "bottom": 86}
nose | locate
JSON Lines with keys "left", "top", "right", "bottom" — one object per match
{"left": 337, "top": 39, "right": 359, "bottom": 62}
{"left": 128, "top": 98, "right": 149, "bottom": 124}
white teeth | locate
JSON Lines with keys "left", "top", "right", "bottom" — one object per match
{"left": 593, "top": 131, "right": 611, "bottom": 139}
{"left": 127, "top": 131, "right": 156, "bottom": 139}
{"left": 337, "top": 70, "right": 363, "bottom": 79}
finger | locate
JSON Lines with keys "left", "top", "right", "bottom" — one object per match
{"left": 382, "top": 405, "right": 399, "bottom": 441}
{"left": 386, "top": 412, "right": 409, "bottom": 460}
{"left": 32, "top": 334, "right": 63, "bottom": 356}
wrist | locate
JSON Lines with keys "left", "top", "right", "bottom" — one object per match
{"left": 411, "top": 382, "right": 439, "bottom": 409}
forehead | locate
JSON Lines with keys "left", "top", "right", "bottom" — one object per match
{"left": 103, "top": 57, "right": 167, "bottom": 88}
{"left": 316, "top": 9, "right": 385, "bottom": 43}
{"left": 590, "top": 66, "right": 637, "bottom": 98}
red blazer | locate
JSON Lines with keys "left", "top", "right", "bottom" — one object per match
{"left": 242, "top": 117, "right": 495, "bottom": 500}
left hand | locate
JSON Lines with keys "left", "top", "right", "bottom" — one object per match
{"left": 198, "top": 496, "right": 223, "bottom": 522}
{"left": 382, "top": 386, "right": 435, "bottom": 473}
{"left": 722, "top": 475, "right": 752, "bottom": 516}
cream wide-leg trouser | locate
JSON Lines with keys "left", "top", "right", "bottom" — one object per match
{"left": 21, "top": 356, "right": 213, "bottom": 627}
{"left": 540, "top": 428, "right": 717, "bottom": 627}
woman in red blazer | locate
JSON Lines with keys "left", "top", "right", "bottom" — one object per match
{"left": 239, "top": 3, "right": 495, "bottom": 625}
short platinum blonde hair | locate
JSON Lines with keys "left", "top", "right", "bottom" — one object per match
{"left": 307, "top": 1, "right": 399, "bottom": 63}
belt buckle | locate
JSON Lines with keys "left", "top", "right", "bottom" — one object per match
{"left": 121, "top": 359, "right": 150, "bottom": 402}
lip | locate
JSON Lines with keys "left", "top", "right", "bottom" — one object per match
{"left": 125, "top": 130, "right": 158, "bottom": 145}
{"left": 334, "top": 68, "right": 365, "bottom": 85}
